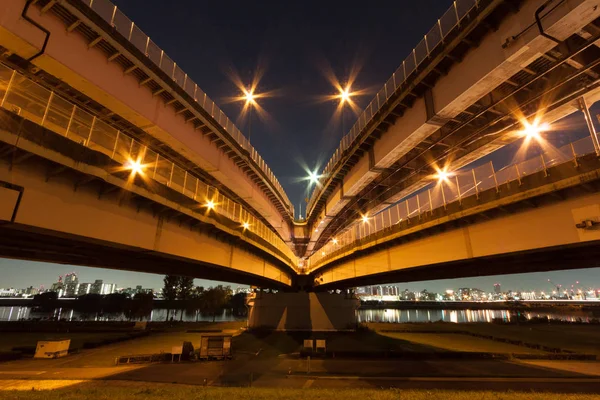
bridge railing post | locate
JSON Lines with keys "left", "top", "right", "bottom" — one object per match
{"left": 540, "top": 153, "right": 548, "bottom": 177}
{"left": 472, "top": 169, "right": 479, "bottom": 199}
{"left": 515, "top": 164, "right": 522, "bottom": 186}
{"left": 428, "top": 189, "right": 433, "bottom": 215}
{"left": 455, "top": 175, "right": 462, "bottom": 204}
{"left": 570, "top": 142, "right": 578, "bottom": 167}
{"left": 416, "top": 194, "right": 421, "bottom": 220}
{"left": 41, "top": 91, "right": 54, "bottom": 126}
{"left": 440, "top": 183, "right": 447, "bottom": 210}
{"left": 490, "top": 161, "right": 499, "bottom": 193}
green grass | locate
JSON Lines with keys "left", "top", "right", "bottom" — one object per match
{"left": 0, "top": 332, "right": 136, "bottom": 352}
{"left": 368, "top": 323, "right": 600, "bottom": 355}
{"left": 1, "top": 382, "right": 599, "bottom": 400}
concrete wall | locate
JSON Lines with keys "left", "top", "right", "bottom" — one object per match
{"left": 0, "top": 0, "right": 291, "bottom": 240}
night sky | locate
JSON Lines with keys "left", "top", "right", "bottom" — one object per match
{"left": 2, "top": 0, "right": 600, "bottom": 292}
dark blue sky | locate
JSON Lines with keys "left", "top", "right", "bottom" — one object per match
{"left": 3, "top": 0, "right": 600, "bottom": 292}
{"left": 110, "top": 0, "right": 452, "bottom": 208}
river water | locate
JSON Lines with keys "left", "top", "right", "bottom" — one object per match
{"left": 0, "top": 306, "right": 596, "bottom": 323}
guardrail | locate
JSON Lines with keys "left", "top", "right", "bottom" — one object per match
{"left": 79, "top": 0, "right": 293, "bottom": 216}
{"left": 308, "top": 135, "right": 596, "bottom": 267}
{"left": 0, "top": 63, "right": 297, "bottom": 264}
{"left": 307, "top": 0, "right": 482, "bottom": 215}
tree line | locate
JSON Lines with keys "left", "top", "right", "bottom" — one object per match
{"left": 162, "top": 275, "right": 247, "bottom": 322}
{"left": 30, "top": 275, "right": 248, "bottom": 321}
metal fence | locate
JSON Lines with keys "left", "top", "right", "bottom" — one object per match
{"left": 308, "top": 135, "right": 596, "bottom": 267}
{"left": 0, "top": 63, "right": 296, "bottom": 263}
{"left": 307, "top": 0, "right": 482, "bottom": 215}
{"left": 79, "top": 0, "right": 293, "bottom": 216}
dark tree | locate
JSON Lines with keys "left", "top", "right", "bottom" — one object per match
{"left": 230, "top": 292, "right": 248, "bottom": 317}
{"left": 74, "top": 294, "right": 103, "bottom": 317}
{"left": 104, "top": 292, "right": 129, "bottom": 314}
{"left": 32, "top": 291, "right": 59, "bottom": 312}
{"left": 178, "top": 276, "right": 194, "bottom": 321}
{"left": 130, "top": 292, "right": 153, "bottom": 321}
{"left": 201, "top": 285, "right": 232, "bottom": 322}
{"left": 162, "top": 275, "right": 179, "bottom": 321}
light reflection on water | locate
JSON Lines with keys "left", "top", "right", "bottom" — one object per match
{"left": 0, "top": 307, "right": 241, "bottom": 322}
{"left": 357, "top": 308, "right": 595, "bottom": 323}
{"left": 0, "top": 306, "right": 595, "bottom": 323}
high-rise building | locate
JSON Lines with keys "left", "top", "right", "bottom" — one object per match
{"left": 64, "top": 273, "right": 79, "bottom": 297}
{"left": 50, "top": 275, "right": 64, "bottom": 293}
{"left": 494, "top": 283, "right": 501, "bottom": 294}
{"left": 77, "top": 283, "right": 91, "bottom": 296}
{"left": 90, "top": 280, "right": 103, "bottom": 295}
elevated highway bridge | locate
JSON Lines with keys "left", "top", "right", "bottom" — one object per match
{"left": 302, "top": 0, "right": 600, "bottom": 262}
{"left": 0, "top": 0, "right": 599, "bottom": 308}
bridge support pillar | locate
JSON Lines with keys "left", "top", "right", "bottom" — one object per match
{"left": 247, "top": 292, "right": 359, "bottom": 331}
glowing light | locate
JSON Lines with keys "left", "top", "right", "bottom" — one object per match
{"left": 339, "top": 86, "right": 352, "bottom": 104}
{"left": 244, "top": 88, "right": 255, "bottom": 105}
{"left": 361, "top": 215, "right": 369, "bottom": 223}
{"left": 332, "top": 238, "right": 338, "bottom": 245}
{"left": 433, "top": 168, "right": 453, "bottom": 183}
{"left": 519, "top": 120, "right": 550, "bottom": 140}
{"left": 321, "top": 251, "right": 326, "bottom": 256}
{"left": 242, "top": 221, "right": 250, "bottom": 230}
{"left": 308, "top": 170, "right": 321, "bottom": 184}
{"left": 125, "top": 159, "right": 144, "bottom": 175}
{"left": 205, "top": 200, "right": 215, "bottom": 210}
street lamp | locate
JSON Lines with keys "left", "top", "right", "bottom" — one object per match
{"left": 308, "top": 170, "right": 321, "bottom": 185}
{"left": 125, "top": 158, "right": 144, "bottom": 176}
{"left": 243, "top": 88, "right": 258, "bottom": 142}
{"left": 337, "top": 85, "right": 353, "bottom": 142}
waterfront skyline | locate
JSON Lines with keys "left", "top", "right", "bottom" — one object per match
{"left": 2, "top": 258, "right": 599, "bottom": 295}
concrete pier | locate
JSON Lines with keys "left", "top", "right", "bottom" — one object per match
{"left": 247, "top": 292, "right": 359, "bottom": 331}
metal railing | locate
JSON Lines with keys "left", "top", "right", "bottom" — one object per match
{"left": 0, "top": 63, "right": 297, "bottom": 264}
{"left": 78, "top": 0, "right": 293, "bottom": 216}
{"left": 307, "top": 0, "right": 481, "bottom": 216}
{"left": 308, "top": 136, "right": 596, "bottom": 267}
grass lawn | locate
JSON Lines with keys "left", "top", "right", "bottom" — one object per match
{"left": 379, "top": 332, "right": 547, "bottom": 354}
{"left": 1, "top": 382, "right": 599, "bottom": 399}
{"left": 368, "top": 323, "right": 600, "bottom": 355}
{"left": 0, "top": 332, "right": 137, "bottom": 353}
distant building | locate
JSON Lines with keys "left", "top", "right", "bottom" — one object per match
{"left": 50, "top": 275, "right": 64, "bottom": 293}
{"left": 77, "top": 283, "right": 91, "bottom": 296}
{"left": 0, "top": 288, "right": 16, "bottom": 297}
{"left": 494, "top": 283, "right": 501, "bottom": 294}
{"left": 64, "top": 273, "right": 79, "bottom": 297}
{"left": 25, "top": 286, "right": 39, "bottom": 296}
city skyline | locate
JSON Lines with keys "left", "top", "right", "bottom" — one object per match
{"left": 2, "top": 258, "right": 599, "bottom": 295}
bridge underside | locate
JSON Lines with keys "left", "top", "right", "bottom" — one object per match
{"left": 0, "top": 114, "right": 294, "bottom": 289}
{"left": 311, "top": 155, "right": 600, "bottom": 289}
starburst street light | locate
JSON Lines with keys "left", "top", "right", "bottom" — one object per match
{"left": 242, "top": 221, "right": 250, "bottom": 230}
{"left": 433, "top": 167, "right": 453, "bottom": 183}
{"left": 338, "top": 86, "right": 352, "bottom": 104}
{"left": 125, "top": 159, "right": 144, "bottom": 176}
{"left": 308, "top": 170, "right": 321, "bottom": 185}
{"left": 204, "top": 200, "right": 215, "bottom": 210}
{"left": 519, "top": 120, "right": 550, "bottom": 140}
{"left": 244, "top": 88, "right": 256, "bottom": 105}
